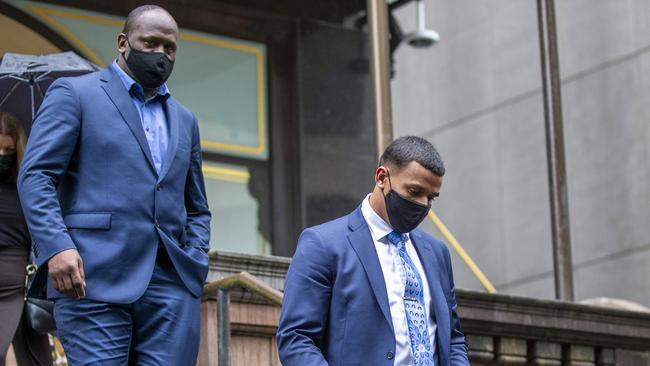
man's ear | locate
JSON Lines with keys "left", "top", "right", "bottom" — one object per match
{"left": 375, "top": 166, "right": 388, "bottom": 189}
{"left": 117, "top": 33, "right": 128, "bottom": 54}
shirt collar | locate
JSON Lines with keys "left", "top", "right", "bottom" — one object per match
{"left": 110, "top": 60, "right": 170, "bottom": 101}
{"left": 360, "top": 193, "right": 410, "bottom": 243}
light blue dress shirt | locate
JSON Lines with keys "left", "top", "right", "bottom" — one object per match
{"left": 111, "top": 61, "right": 170, "bottom": 174}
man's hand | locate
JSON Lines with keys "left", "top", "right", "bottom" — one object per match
{"left": 48, "top": 249, "right": 86, "bottom": 299}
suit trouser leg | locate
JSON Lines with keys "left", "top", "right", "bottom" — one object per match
{"left": 54, "top": 251, "right": 200, "bottom": 366}
{"left": 129, "top": 251, "right": 200, "bottom": 366}
{"left": 54, "top": 298, "right": 132, "bottom": 366}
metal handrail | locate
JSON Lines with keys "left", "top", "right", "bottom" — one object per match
{"left": 202, "top": 271, "right": 283, "bottom": 366}
{"left": 428, "top": 210, "right": 497, "bottom": 294}
{"left": 202, "top": 271, "right": 283, "bottom": 304}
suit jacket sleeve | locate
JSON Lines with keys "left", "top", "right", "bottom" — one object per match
{"left": 184, "top": 115, "right": 211, "bottom": 256}
{"left": 276, "top": 228, "right": 332, "bottom": 366}
{"left": 443, "top": 245, "right": 470, "bottom": 365}
{"left": 18, "top": 78, "right": 81, "bottom": 267}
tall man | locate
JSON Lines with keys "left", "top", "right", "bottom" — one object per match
{"left": 18, "top": 5, "right": 210, "bottom": 365}
{"left": 277, "top": 136, "right": 469, "bottom": 365}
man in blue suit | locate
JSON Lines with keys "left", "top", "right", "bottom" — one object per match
{"left": 18, "top": 5, "right": 210, "bottom": 365}
{"left": 277, "top": 136, "right": 469, "bottom": 365}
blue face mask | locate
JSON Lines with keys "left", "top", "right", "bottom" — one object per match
{"left": 383, "top": 171, "right": 431, "bottom": 234}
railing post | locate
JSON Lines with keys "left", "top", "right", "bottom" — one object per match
{"left": 217, "top": 288, "right": 231, "bottom": 366}
{"left": 203, "top": 271, "right": 284, "bottom": 365}
{"left": 367, "top": 0, "right": 394, "bottom": 158}
{"left": 536, "top": 0, "right": 575, "bottom": 301}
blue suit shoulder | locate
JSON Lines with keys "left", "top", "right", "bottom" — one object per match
{"left": 290, "top": 215, "right": 351, "bottom": 274}
{"left": 41, "top": 71, "right": 105, "bottom": 107}
{"left": 298, "top": 215, "right": 349, "bottom": 248}
{"left": 36, "top": 71, "right": 99, "bottom": 104}
{"left": 305, "top": 215, "right": 349, "bottom": 235}
{"left": 52, "top": 70, "right": 102, "bottom": 90}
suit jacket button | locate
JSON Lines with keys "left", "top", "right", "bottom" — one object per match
{"left": 155, "top": 219, "right": 160, "bottom": 227}
{"left": 156, "top": 184, "right": 161, "bottom": 191}
{"left": 386, "top": 351, "right": 394, "bottom": 360}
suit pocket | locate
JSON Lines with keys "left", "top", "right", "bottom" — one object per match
{"left": 63, "top": 212, "right": 112, "bottom": 230}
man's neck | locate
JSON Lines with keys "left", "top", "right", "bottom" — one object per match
{"left": 368, "top": 189, "right": 391, "bottom": 225}
{"left": 143, "top": 88, "right": 158, "bottom": 99}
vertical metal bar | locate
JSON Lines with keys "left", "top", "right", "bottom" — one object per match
{"left": 367, "top": 0, "right": 394, "bottom": 158}
{"left": 536, "top": 0, "right": 574, "bottom": 301}
{"left": 0, "top": 80, "right": 22, "bottom": 108}
{"left": 30, "top": 82, "right": 35, "bottom": 120}
{"left": 415, "top": 0, "right": 426, "bottom": 31}
{"left": 217, "top": 289, "right": 231, "bottom": 366}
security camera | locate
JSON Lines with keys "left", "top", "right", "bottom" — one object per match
{"left": 405, "top": 28, "right": 440, "bottom": 48}
{"left": 405, "top": 0, "right": 440, "bottom": 48}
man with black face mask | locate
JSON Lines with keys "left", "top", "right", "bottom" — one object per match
{"left": 18, "top": 5, "right": 210, "bottom": 365}
{"left": 278, "top": 136, "right": 469, "bottom": 366}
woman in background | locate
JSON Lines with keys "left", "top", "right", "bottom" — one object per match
{"left": 0, "top": 112, "right": 51, "bottom": 366}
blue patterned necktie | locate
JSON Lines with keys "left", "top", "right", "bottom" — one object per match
{"left": 387, "top": 231, "right": 435, "bottom": 366}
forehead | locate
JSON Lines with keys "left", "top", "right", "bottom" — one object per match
{"left": 130, "top": 10, "right": 177, "bottom": 37}
{"left": 391, "top": 161, "right": 442, "bottom": 188}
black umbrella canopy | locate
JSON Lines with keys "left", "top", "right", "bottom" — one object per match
{"left": 0, "top": 51, "right": 97, "bottom": 133}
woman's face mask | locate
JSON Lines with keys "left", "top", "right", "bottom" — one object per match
{"left": 0, "top": 152, "right": 16, "bottom": 176}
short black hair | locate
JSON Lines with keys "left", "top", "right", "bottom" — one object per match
{"left": 379, "top": 136, "right": 445, "bottom": 176}
{"left": 122, "top": 5, "right": 171, "bottom": 35}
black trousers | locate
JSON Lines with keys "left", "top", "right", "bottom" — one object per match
{"left": 0, "top": 246, "right": 51, "bottom": 366}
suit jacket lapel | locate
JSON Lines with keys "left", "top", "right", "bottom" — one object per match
{"left": 411, "top": 231, "right": 450, "bottom": 366}
{"left": 347, "top": 208, "right": 394, "bottom": 333}
{"left": 99, "top": 67, "right": 157, "bottom": 174}
{"left": 158, "top": 98, "right": 179, "bottom": 182}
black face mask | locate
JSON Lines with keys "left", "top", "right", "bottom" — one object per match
{"left": 0, "top": 152, "right": 16, "bottom": 177}
{"left": 125, "top": 39, "right": 174, "bottom": 90}
{"left": 383, "top": 171, "right": 431, "bottom": 234}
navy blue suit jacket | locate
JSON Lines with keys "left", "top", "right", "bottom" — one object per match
{"left": 18, "top": 66, "right": 211, "bottom": 303}
{"left": 277, "top": 207, "right": 469, "bottom": 366}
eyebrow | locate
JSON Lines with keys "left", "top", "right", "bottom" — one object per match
{"left": 404, "top": 182, "right": 439, "bottom": 197}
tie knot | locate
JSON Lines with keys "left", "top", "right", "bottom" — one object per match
{"left": 387, "top": 231, "right": 405, "bottom": 246}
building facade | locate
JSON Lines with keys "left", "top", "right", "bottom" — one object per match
{"left": 3, "top": 0, "right": 649, "bottom": 308}
{"left": 391, "top": 0, "right": 650, "bottom": 306}
{"left": 0, "top": 0, "right": 377, "bottom": 257}
{"left": 3, "top": 1, "right": 650, "bottom": 365}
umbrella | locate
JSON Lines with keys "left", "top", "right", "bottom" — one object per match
{"left": 0, "top": 51, "right": 97, "bottom": 131}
